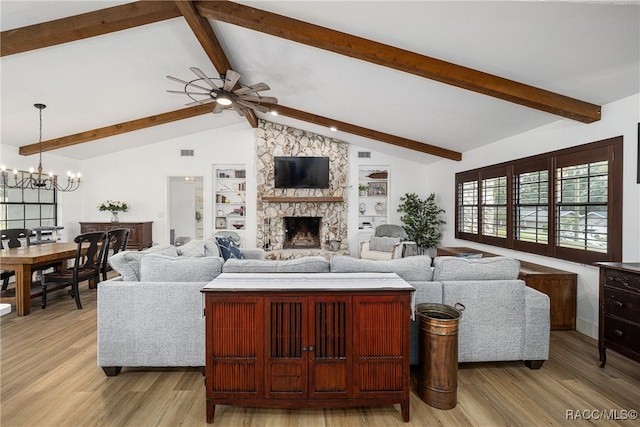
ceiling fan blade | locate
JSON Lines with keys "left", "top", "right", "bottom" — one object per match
{"left": 166, "top": 90, "right": 211, "bottom": 96}
{"left": 166, "top": 75, "right": 211, "bottom": 92}
{"left": 189, "top": 67, "right": 220, "bottom": 90}
{"left": 234, "top": 82, "right": 270, "bottom": 95}
{"left": 236, "top": 100, "right": 270, "bottom": 114}
{"left": 223, "top": 70, "right": 241, "bottom": 91}
{"left": 239, "top": 94, "right": 278, "bottom": 104}
{"left": 234, "top": 104, "right": 249, "bottom": 117}
{"left": 185, "top": 98, "right": 217, "bottom": 107}
{"left": 212, "top": 103, "right": 224, "bottom": 114}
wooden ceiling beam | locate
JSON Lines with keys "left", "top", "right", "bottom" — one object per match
{"left": 18, "top": 105, "right": 214, "bottom": 156}
{"left": 1, "top": 1, "right": 181, "bottom": 57}
{"left": 273, "top": 105, "right": 462, "bottom": 161}
{"left": 173, "top": 1, "right": 258, "bottom": 128}
{"left": 196, "top": 1, "right": 601, "bottom": 123}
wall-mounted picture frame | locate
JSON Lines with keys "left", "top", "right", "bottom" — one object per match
{"left": 215, "top": 217, "right": 227, "bottom": 229}
{"left": 368, "top": 181, "right": 387, "bottom": 196}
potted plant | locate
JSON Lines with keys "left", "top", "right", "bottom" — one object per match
{"left": 98, "top": 200, "right": 128, "bottom": 223}
{"left": 358, "top": 184, "right": 368, "bottom": 196}
{"left": 397, "top": 192, "right": 446, "bottom": 255}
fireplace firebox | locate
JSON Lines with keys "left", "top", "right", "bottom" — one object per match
{"left": 284, "top": 217, "right": 321, "bottom": 249}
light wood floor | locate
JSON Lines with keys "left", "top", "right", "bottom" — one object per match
{"left": 1, "top": 284, "right": 639, "bottom": 427}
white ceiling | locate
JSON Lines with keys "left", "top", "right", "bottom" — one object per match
{"left": 1, "top": 1, "right": 639, "bottom": 163}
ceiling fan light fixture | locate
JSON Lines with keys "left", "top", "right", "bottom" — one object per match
{"left": 215, "top": 92, "right": 233, "bottom": 106}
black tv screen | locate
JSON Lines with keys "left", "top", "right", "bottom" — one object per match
{"left": 274, "top": 156, "right": 330, "bottom": 188}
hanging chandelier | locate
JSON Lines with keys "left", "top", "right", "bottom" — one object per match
{"left": 1, "top": 103, "right": 81, "bottom": 192}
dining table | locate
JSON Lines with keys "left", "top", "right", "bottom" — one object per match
{"left": 0, "top": 242, "right": 81, "bottom": 316}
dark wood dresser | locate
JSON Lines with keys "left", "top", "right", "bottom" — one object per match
{"left": 437, "top": 247, "right": 577, "bottom": 330}
{"left": 595, "top": 262, "right": 640, "bottom": 367}
{"left": 79, "top": 221, "right": 153, "bottom": 250}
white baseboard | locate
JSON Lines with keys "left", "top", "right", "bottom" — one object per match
{"left": 576, "top": 317, "right": 598, "bottom": 339}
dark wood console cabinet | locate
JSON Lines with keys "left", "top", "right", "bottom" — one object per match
{"left": 201, "top": 273, "right": 414, "bottom": 423}
{"left": 595, "top": 262, "right": 640, "bottom": 367}
{"left": 79, "top": 221, "right": 152, "bottom": 250}
{"left": 437, "top": 247, "right": 577, "bottom": 330}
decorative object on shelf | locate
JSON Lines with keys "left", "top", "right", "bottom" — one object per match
{"left": 359, "top": 202, "right": 367, "bottom": 215}
{"left": 98, "top": 200, "right": 128, "bottom": 223}
{"left": 358, "top": 184, "right": 368, "bottom": 196}
{"left": 367, "top": 171, "right": 388, "bottom": 179}
{"left": 167, "top": 67, "right": 278, "bottom": 116}
{"left": 215, "top": 217, "right": 227, "bottom": 229}
{"left": 232, "top": 222, "right": 244, "bottom": 230}
{"left": 397, "top": 192, "right": 446, "bottom": 254}
{"left": 368, "top": 181, "right": 387, "bottom": 196}
{"left": 1, "top": 104, "right": 81, "bottom": 192}
{"left": 375, "top": 201, "right": 386, "bottom": 215}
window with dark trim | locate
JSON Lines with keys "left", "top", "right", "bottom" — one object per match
{"left": 0, "top": 170, "right": 58, "bottom": 231}
{"left": 455, "top": 136, "right": 623, "bottom": 264}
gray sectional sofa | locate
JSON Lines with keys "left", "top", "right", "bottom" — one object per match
{"left": 97, "top": 241, "right": 550, "bottom": 375}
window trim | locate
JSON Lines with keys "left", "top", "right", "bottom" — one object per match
{"left": 455, "top": 136, "right": 623, "bottom": 264}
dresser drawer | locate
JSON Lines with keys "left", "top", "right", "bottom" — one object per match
{"left": 603, "top": 316, "right": 640, "bottom": 354}
{"left": 603, "top": 288, "right": 640, "bottom": 323}
{"left": 604, "top": 269, "right": 640, "bottom": 293}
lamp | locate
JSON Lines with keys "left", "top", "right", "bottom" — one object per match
{"left": 1, "top": 104, "right": 81, "bottom": 192}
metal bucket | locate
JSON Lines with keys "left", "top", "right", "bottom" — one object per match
{"left": 416, "top": 303, "right": 464, "bottom": 410}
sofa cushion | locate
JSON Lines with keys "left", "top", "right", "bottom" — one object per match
{"left": 330, "top": 255, "right": 432, "bottom": 282}
{"left": 108, "top": 245, "right": 179, "bottom": 281}
{"left": 433, "top": 256, "right": 520, "bottom": 281}
{"left": 176, "top": 239, "right": 206, "bottom": 257}
{"left": 222, "top": 256, "right": 330, "bottom": 273}
{"left": 140, "top": 254, "right": 223, "bottom": 282}
{"left": 369, "top": 236, "right": 400, "bottom": 252}
{"left": 216, "top": 236, "right": 243, "bottom": 261}
{"left": 204, "top": 239, "right": 221, "bottom": 257}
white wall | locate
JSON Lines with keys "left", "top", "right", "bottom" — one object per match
{"left": 423, "top": 93, "right": 640, "bottom": 338}
{"left": 79, "top": 122, "right": 257, "bottom": 247}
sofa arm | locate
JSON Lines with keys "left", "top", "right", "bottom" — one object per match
{"left": 524, "top": 286, "right": 551, "bottom": 361}
{"left": 97, "top": 279, "right": 207, "bottom": 370}
{"left": 241, "top": 248, "right": 265, "bottom": 260}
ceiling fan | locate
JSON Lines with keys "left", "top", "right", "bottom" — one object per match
{"left": 166, "top": 67, "right": 277, "bottom": 117}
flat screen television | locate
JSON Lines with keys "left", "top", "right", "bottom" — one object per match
{"left": 274, "top": 156, "right": 330, "bottom": 188}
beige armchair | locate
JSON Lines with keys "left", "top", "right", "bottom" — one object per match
{"left": 359, "top": 224, "right": 416, "bottom": 260}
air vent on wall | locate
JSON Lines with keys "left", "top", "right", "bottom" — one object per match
{"left": 358, "top": 151, "right": 371, "bottom": 158}
{"left": 181, "top": 149, "right": 194, "bottom": 157}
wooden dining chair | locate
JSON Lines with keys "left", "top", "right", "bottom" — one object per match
{"left": 1, "top": 228, "right": 32, "bottom": 291}
{"left": 41, "top": 231, "right": 107, "bottom": 309}
{"left": 100, "top": 228, "right": 130, "bottom": 282}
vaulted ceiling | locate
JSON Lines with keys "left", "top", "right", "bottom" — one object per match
{"left": 1, "top": 1, "right": 638, "bottom": 163}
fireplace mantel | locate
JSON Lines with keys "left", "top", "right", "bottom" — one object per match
{"left": 261, "top": 196, "right": 343, "bottom": 203}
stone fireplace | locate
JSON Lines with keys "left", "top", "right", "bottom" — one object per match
{"left": 255, "top": 120, "right": 349, "bottom": 259}
{"left": 284, "top": 217, "right": 321, "bottom": 249}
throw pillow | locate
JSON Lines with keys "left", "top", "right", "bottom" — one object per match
{"left": 369, "top": 236, "right": 401, "bottom": 252}
{"left": 177, "top": 239, "right": 206, "bottom": 257}
{"left": 216, "top": 236, "right": 244, "bottom": 261}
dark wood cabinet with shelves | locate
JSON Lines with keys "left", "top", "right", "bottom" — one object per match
{"left": 202, "top": 273, "right": 413, "bottom": 423}
{"left": 595, "top": 262, "right": 640, "bottom": 367}
{"left": 79, "top": 221, "right": 152, "bottom": 250}
{"left": 437, "top": 247, "right": 577, "bottom": 329}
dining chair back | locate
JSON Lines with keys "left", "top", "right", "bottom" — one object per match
{"left": 41, "top": 231, "right": 107, "bottom": 309}
{"left": 101, "top": 228, "right": 130, "bottom": 281}
{"left": 1, "top": 228, "right": 32, "bottom": 291}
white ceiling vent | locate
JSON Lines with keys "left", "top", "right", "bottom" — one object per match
{"left": 180, "top": 149, "right": 194, "bottom": 157}
{"left": 358, "top": 151, "right": 371, "bottom": 158}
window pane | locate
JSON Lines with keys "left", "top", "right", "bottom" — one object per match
{"left": 7, "top": 205, "right": 24, "bottom": 220}
{"left": 41, "top": 205, "right": 56, "bottom": 218}
{"left": 23, "top": 187, "right": 39, "bottom": 203}
{"left": 25, "top": 205, "right": 41, "bottom": 220}
{"left": 515, "top": 170, "right": 548, "bottom": 244}
{"left": 482, "top": 176, "right": 507, "bottom": 238}
{"left": 516, "top": 206, "right": 548, "bottom": 243}
{"left": 40, "top": 189, "right": 55, "bottom": 203}
{"left": 458, "top": 180, "right": 478, "bottom": 234}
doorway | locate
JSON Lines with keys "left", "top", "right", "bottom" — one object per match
{"left": 168, "top": 176, "right": 204, "bottom": 245}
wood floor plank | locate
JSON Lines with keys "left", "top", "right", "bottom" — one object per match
{"left": 2, "top": 283, "right": 639, "bottom": 426}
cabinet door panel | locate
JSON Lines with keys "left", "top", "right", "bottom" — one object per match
{"left": 353, "top": 296, "right": 408, "bottom": 395}
{"left": 266, "top": 298, "right": 307, "bottom": 398}
{"left": 207, "top": 297, "right": 263, "bottom": 397}
{"left": 309, "top": 297, "right": 351, "bottom": 398}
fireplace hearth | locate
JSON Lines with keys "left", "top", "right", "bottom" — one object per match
{"left": 284, "top": 217, "right": 321, "bottom": 249}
